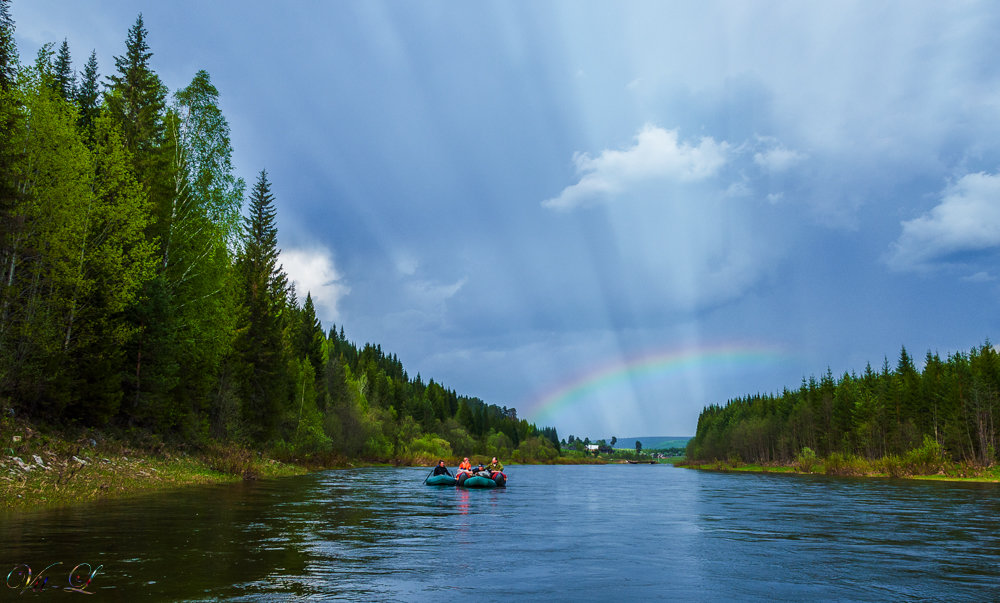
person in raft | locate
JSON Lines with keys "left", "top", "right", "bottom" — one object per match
{"left": 473, "top": 463, "right": 492, "bottom": 477}
{"left": 488, "top": 457, "right": 505, "bottom": 480}
{"left": 457, "top": 457, "right": 473, "bottom": 477}
{"left": 432, "top": 460, "right": 452, "bottom": 477}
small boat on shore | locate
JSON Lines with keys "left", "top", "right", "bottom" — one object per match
{"left": 625, "top": 460, "right": 658, "bottom": 464}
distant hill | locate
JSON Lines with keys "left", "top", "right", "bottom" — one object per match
{"left": 612, "top": 436, "right": 691, "bottom": 450}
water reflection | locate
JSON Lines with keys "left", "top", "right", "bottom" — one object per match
{"left": 3, "top": 465, "right": 1000, "bottom": 600}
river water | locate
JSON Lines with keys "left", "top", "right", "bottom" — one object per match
{"left": 3, "top": 464, "right": 1000, "bottom": 601}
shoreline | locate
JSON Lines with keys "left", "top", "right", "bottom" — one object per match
{"left": 676, "top": 460, "right": 1000, "bottom": 484}
{"left": 1, "top": 421, "right": 621, "bottom": 514}
{"left": 1, "top": 453, "right": 616, "bottom": 514}
{"left": 1, "top": 443, "right": 308, "bottom": 515}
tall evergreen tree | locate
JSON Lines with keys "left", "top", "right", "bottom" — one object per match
{"left": 75, "top": 50, "right": 100, "bottom": 137}
{"left": 53, "top": 39, "right": 74, "bottom": 101}
{"left": 105, "top": 14, "right": 165, "bottom": 161}
{"left": 0, "top": 0, "right": 20, "bottom": 320}
{"left": 0, "top": 0, "right": 16, "bottom": 91}
{"left": 235, "top": 170, "right": 289, "bottom": 441}
{"left": 295, "top": 292, "right": 326, "bottom": 406}
{"left": 103, "top": 15, "right": 183, "bottom": 432}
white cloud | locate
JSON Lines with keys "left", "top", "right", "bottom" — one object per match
{"left": 887, "top": 172, "right": 1000, "bottom": 271}
{"left": 280, "top": 247, "right": 349, "bottom": 321}
{"left": 753, "top": 146, "right": 806, "bottom": 173}
{"left": 542, "top": 125, "right": 729, "bottom": 210}
{"left": 963, "top": 271, "right": 995, "bottom": 283}
{"left": 406, "top": 276, "right": 467, "bottom": 304}
{"left": 394, "top": 252, "right": 419, "bottom": 276}
{"left": 724, "top": 180, "right": 752, "bottom": 198}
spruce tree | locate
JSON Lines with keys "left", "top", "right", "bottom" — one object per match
{"left": 76, "top": 50, "right": 100, "bottom": 137}
{"left": 0, "top": 0, "right": 19, "bottom": 320}
{"left": 53, "top": 39, "right": 74, "bottom": 101}
{"left": 0, "top": 0, "right": 15, "bottom": 91}
{"left": 105, "top": 14, "right": 165, "bottom": 159}
{"left": 235, "top": 170, "right": 289, "bottom": 441}
{"left": 296, "top": 292, "right": 326, "bottom": 406}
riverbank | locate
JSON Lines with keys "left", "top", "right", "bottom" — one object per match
{"left": 1, "top": 418, "right": 617, "bottom": 513}
{"left": 676, "top": 458, "right": 1000, "bottom": 483}
{"left": 0, "top": 420, "right": 309, "bottom": 514}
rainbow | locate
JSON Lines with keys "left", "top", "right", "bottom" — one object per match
{"left": 524, "top": 343, "right": 789, "bottom": 423}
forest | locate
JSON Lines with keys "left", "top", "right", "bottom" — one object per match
{"left": 687, "top": 341, "right": 1000, "bottom": 468}
{"left": 0, "top": 4, "right": 560, "bottom": 464}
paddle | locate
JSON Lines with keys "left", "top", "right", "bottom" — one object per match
{"left": 422, "top": 466, "right": 436, "bottom": 484}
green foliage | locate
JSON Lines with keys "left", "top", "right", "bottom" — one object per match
{"left": 486, "top": 430, "right": 514, "bottom": 459}
{"left": 823, "top": 452, "right": 870, "bottom": 477}
{"left": 513, "top": 436, "right": 559, "bottom": 462}
{"left": 52, "top": 39, "right": 74, "bottom": 101}
{"left": 234, "top": 171, "right": 288, "bottom": 443}
{"left": 75, "top": 50, "right": 100, "bottom": 137}
{"left": 795, "top": 447, "right": 818, "bottom": 473}
{"left": 0, "top": 11, "right": 559, "bottom": 469}
{"left": 105, "top": 13, "right": 166, "bottom": 162}
{"left": 0, "top": 0, "right": 16, "bottom": 91}
{"left": 408, "top": 435, "right": 453, "bottom": 461}
{"left": 878, "top": 454, "right": 907, "bottom": 478}
{"left": 688, "top": 342, "right": 1000, "bottom": 468}
{"left": 903, "top": 435, "right": 947, "bottom": 475}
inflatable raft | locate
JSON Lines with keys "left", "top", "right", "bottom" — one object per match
{"left": 457, "top": 472, "right": 506, "bottom": 488}
{"left": 425, "top": 474, "right": 457, "bottom": 486}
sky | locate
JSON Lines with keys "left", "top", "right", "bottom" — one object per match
{"left": 12, "top": 1, "right": 1000, "bottom": 439}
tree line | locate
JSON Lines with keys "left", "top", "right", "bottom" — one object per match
{"left": 0, "top": 4, "right": 559, "bottom": 462}
{"left": 687, "top": 341, "right": 1000, "bottom": 466}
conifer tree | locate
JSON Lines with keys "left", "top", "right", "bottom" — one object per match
{"left": 53, "top": 39, "right": 74, "bottom": 101}
{"left": 296, "top": 292, "right": 326, "bottom": 406}
{"left": 235, "top": 170, "right": 289, "bottom": 441}
{"left": 0, "top": 0, "right": 16, "bottom": 91}
{"left": 105, "top": 14, "right": 165, "bottom": 161}
{"left": 0, "top": 0, "right": 20, "bottom": 317}
{"left": 75, "top": 50, "right": 100, "bottom": 137}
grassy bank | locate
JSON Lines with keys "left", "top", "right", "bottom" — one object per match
{"left": 0, "top": 419, "right": 306, "bottom": 514}
{"left": 1, "top": 418, "right": 622, "bottom": 513}
{"left": 676, "top": 455, "right": 1000, "bottom": 483}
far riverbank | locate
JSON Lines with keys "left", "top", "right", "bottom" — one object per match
{"left": 676, "top": 457, "right": 1000, "bottom": 484}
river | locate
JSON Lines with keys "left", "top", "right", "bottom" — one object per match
{"left": 3, "top": 464, "right": 1000, "bottom": 600}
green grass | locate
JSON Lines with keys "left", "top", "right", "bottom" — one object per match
{"left": 677, "top": 456, "right": 1000, "bottom": 483}
{"left": 0, "top": 421, "right": 305, "bottom": 514}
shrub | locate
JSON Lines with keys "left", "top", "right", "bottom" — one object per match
{"left": 205, "top": 443, "right": 260, "bottom": 479}
{"left": 824, "top": 452, "right": 870, "bottom": 476}
{"left": 903, "top": 435, "right": 948, "bottom": 475}
{"left": 878, "top": 454, "right": 908, "bottom": 478}
{"left": 796, "top": 447, "right": 818, "bottom": 473}
{"left": 409, "top": 435, "right": 452, "bottom": 461}
{"left": 512, "top": 436, "right": 558, "bottom": 462}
